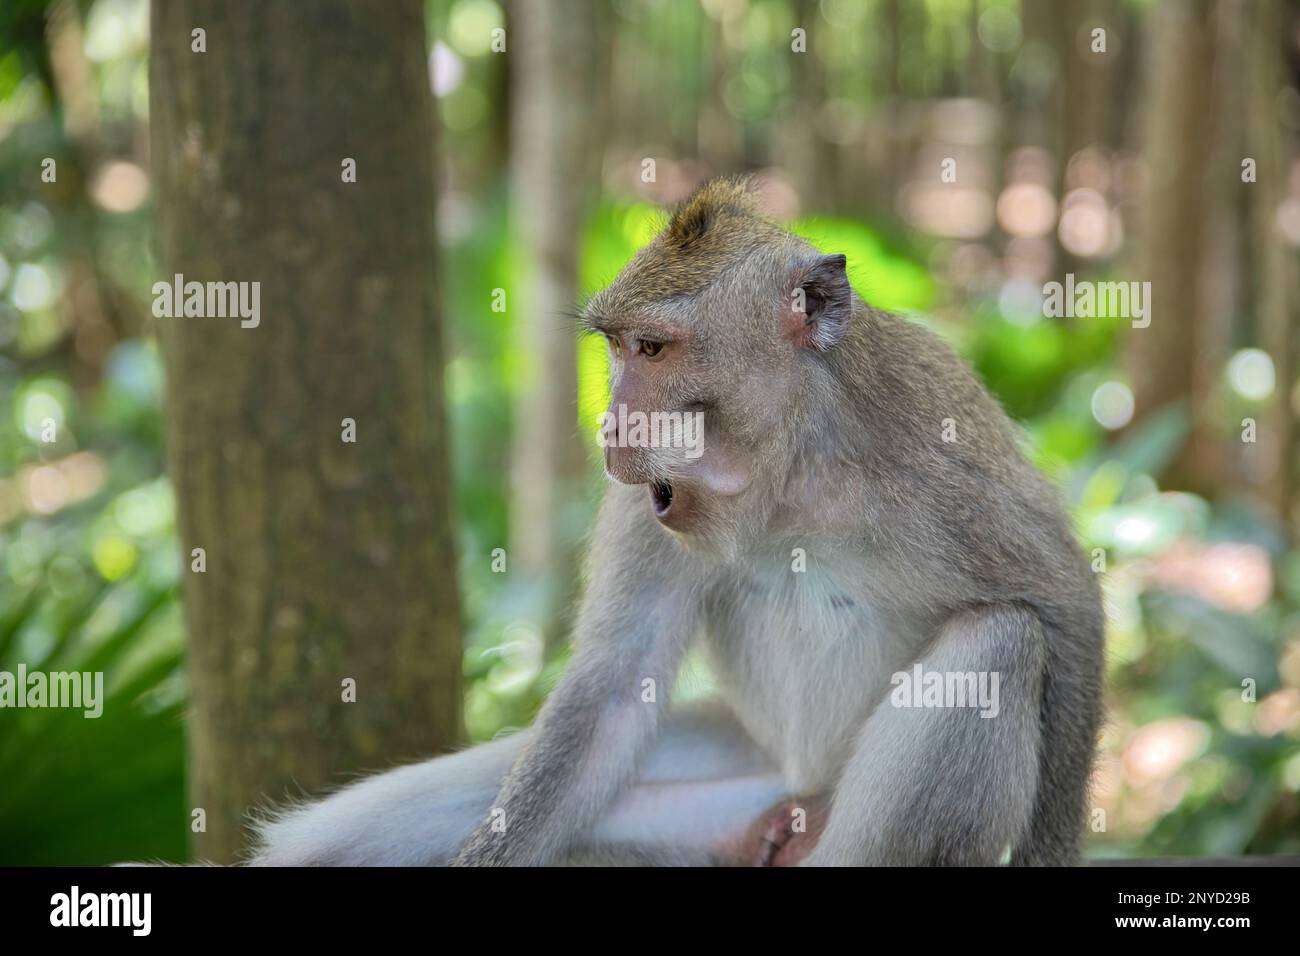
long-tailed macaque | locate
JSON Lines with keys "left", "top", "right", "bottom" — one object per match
{"left": 253, "top": 178, "right": 1104, "bottom": 867}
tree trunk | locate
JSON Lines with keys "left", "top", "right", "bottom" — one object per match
{"left": 1124, "top": 0, "right": 1224, "bottom": 493}
{"left": 507, "top": 0, "right": 597, "bottom": 647}
{"left": 1061, "top": 0, "right": 1114, "bottom": 165}
{"left": 1245, "top": 0, "right": 1298, "bottom": 532}
{"left": 782, "top": 0, "right": 837, "bottom": 212}
{"left": 699, "top": 10, "right": 742, "bottom": 171}
{"left": 150, "top": 0, "right": 462, "bottom": 863}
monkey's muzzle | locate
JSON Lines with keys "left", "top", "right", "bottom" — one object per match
{"left": 604, "top": 445, "right": 683, "bottom": 525}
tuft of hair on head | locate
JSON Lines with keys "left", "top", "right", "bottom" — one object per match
{"left": 663, "top": 176, "right": 768, "bottom": 252}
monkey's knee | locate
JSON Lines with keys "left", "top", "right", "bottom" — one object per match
{"left": 809, "top": 605, "right": 1046, "bottom": 866}
{"left": 918, "top": 605, "right": 1046, "bottom": 862}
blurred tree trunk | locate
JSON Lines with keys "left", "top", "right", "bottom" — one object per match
{"left": 508, "top": 0, "right": 596, "bottom": 647}
{"left": 699, "top": 10, "right": 742, "bottom": 171}
{"left": 150, "top": 0, "right": 462, "bottom": 863}
{"left": 1061, "top": 0, "right": 1114, "bottom": 164}
{"left": 964, "top": 0, "right": 998, "bottom": 104}
{"left": 1125, "top": 0, "right": 1225, "bottom": 493}
{"left": 1045, "top": 0, "right": 1111, "bottom": 278}
{"left": 1109, "top": 1, "right": 1145, "bottom": 150}
{"left": 1019, "top": 0, "right": 1065, "bottom": 155}
{"left": 783, "top": 0, "right": 836, "bottom": 211}
{"left": 483, "top": 1, "right": 512, "bottom": 184}
{"left": 1245, "top": 0, "right": 1298, "bottom": 532}
{"left": 1201, "top": 0, "right": 1248, "bottom": 492}
{"left": 44, "top": 2, "right": 122, "bottom": 386}
{"left": 879, "top": 0, "right": 909, "bottom": 216}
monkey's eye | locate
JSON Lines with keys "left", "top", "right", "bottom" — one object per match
{"left": 636, "top": 339, "right": 664, "bottom": 359}
{"left": 603, "top": 334, "right": 621, "bottom": 353}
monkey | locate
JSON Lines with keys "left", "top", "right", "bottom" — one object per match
{"left": 252, "top": 177, "right": 1104, "bottom": 867}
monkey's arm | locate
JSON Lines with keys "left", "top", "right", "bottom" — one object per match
{"left": 453, "top": 497, "right": 698, "bottom": 866}
{"left": 804, "top": 604, "right": 1046, "bottom": 866}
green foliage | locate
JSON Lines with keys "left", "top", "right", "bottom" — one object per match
{"left": 790, "top": 217, "right": 935, "bottom": 313}
{"left": 0, "top": 575, "right": 186, "bottom": 865}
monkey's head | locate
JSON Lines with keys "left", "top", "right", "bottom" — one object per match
{"left": 586, "top": 178, "right": 854, "bottom": 546}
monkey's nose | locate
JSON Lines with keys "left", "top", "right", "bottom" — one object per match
{"left": 604, "top": 444, "right": 638, "bottom": 484}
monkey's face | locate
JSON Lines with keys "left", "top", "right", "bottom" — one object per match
{"left": 587, "top": 185, "right": 853, "bottom": 542}
{"left": 590, "top": 261, "right": 844, "bottom": 541}
{"left": 594, "top": 312, "right": 737, "bottom": 534}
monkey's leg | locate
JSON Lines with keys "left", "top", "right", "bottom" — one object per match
{"left": 251, "top": 700, "right": 784, "bottom": 866}
{"left": 803, "top": 604, "right": 1045, "bottom": 866}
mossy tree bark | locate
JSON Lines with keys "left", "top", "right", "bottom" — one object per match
{"left": 150, "top": 0, "right": 462, "bottom": 863}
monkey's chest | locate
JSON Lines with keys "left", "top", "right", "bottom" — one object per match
{"left": 702, "top": 568, "right": 919, "bottom": 793}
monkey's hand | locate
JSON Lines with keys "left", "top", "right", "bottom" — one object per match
{"left": 736, "top": 794, "right": 829, "bottom": 866}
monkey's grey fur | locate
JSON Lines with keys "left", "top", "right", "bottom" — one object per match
{"left": 253, "top": 178, "right": 1104, "bottom": 867}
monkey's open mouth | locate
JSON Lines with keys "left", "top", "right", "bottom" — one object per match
{"left": 650, "top": 480, "right": 674, "bottom": 517}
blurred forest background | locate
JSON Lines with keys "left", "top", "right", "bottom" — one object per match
{"left": 1, "top": 0, "right": 1299, "bottom": 865}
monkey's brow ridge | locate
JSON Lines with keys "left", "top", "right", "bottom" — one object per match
{"left": 583, "top": 304, "right": 689, "bottom": 340}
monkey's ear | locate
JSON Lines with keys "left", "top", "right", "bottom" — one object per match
{"left": 785, "top": 253, "right": 851, "bottom": 350}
